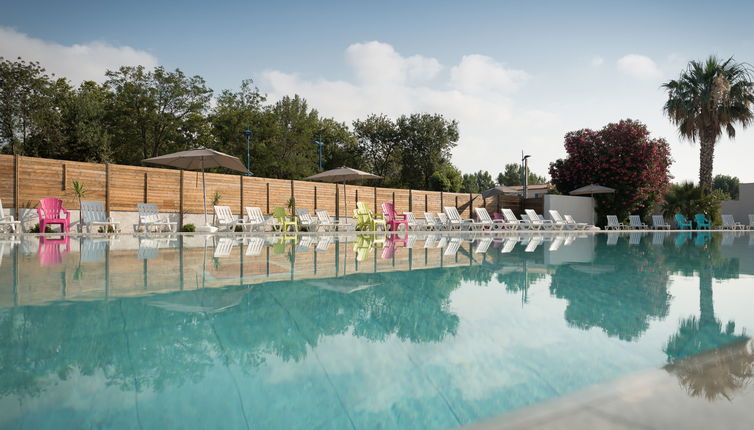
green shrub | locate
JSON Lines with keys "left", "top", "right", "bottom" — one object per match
{"left": 234, "top": 225, "right": 244, "bottom": 232}
{"left": 663, "top": 182, "right": 723, "bottom": 225}
{"left": 97, "top": 226, "right": 116, "bottom": 233}
{"left": 181, "top": 224, "right": 196, "bottom": 232}
{"left": 29, "top": 223, "right": 53, "bottom": 233}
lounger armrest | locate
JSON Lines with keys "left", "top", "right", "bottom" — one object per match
{"left": 0, "top": 215, "right": 14, "bottom": 222}
{"left": 62, "top": 208, "right": 70, "bottom": 218}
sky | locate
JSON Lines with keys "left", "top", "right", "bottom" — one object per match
{"left": 2, "top": 0, "right": 754, "bottom": 182}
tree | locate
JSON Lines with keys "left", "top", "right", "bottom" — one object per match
{"left": 461, "top": 170, "right": 495, "bottom": 193}
{"left": 549, "top": 119, "right": 672, "bottom": 225}
{"left": 663, "top": 56, "right": 754, "bottom": 192}
{"left": 353, "top": 114, "right": 400, "bottom": 182}
{"left": 397, "top": 113, "right": 459, "bottom": 189}
{"left": 712, "top": 174, "right": 740, "bottom": 200}
{"left": 105, "top": 65, "right": 213, "bottom": 164}
{"left": 209, "top": 79, "right": 266, "bottom": 167}
{"left": 0, "top": 57, "right": 70, "bottom": 156}
{"left": 496, "top": 163, "right": 547, "bottom": 186}
{"left": 60, "top": 81, "right": 113, "bottom": 163}
{"left": 663, "top": 181, "right": 723, "bottom": 225}
{"left": 428, "top": 163, "right": 463, "bottom": 192}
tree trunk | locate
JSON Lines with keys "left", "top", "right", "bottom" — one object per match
{"left": 699, "top": 269, "right": 715, "bottom": 325}
{"left": 698, "top": 131, "right": 716, "bottom": 193}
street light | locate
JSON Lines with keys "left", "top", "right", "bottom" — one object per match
{"left": 312, "top": 139, "right": 325, "bottom": 171}
{"left": 521, "top": 153, "right": 531, "bottom": 199}
{"left": 243, "top": 128, "right": 253, "bottom": 176}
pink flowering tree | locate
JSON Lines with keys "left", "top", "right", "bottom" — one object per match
{"left": 549, "top": 119, "right": 672, "bottom": 225}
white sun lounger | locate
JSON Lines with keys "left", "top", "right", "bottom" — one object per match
{"left": 628, "top": 215, "right": 649, "bottom": 230}
{"left": 81, "top": 201, "right": 120, "bottom": 233}
{"left": 652, "top": 215, "right": 671, "bottom": 230}
{"left": 0, "top": 199, "right": 22, "bottom": 233}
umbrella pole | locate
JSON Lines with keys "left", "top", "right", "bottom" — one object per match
{"left": 202, "top": 165, "right": 208, "bottom": 226}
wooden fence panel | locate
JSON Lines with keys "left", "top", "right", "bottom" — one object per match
{"left": 110, "top": 165, "right": 148, "bottom": 211}
{"left": 0, "top": 155, "right": 15, "bottom": 207}
{"left": 146, "top": 168, "right": 181, "bottom": 211}
{"left": 267, "top": 179, "right": 291, "bottom": 213}
{"left": 394, "top": 189, "right": 410, "bottom": 213}
{"left": 293, "top": 180, "right": 316, "bottom": 213}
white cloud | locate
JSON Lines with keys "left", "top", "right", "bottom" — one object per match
{"left": 616, "top": 54, "right": 662, "bottom": 80}
{"left": 591, "top": 56, "right": 604, "bottom": 66}
{"left": 0, "top": 27, "right": 158, "bottom": 83}
{"left": 261, "top": 41, "right": 559, "bottom": 176}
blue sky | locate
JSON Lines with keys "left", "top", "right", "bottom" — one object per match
{"left": 3, "top": 0, "right": 754, "bottom": 182}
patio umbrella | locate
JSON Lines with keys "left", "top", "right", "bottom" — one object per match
{"left": 304, "top": 166, "right": 382, "bottom": 220}
{"left": 143, "top": 147, "right": 250, "bottom": 232}
{"left": 569, "top": 184, "right": 616, "bottom": 225}
{"left": 481, "top": 185, "right": 519, "bottom": 199}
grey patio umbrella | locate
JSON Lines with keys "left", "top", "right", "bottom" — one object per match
{"left": 481, "top": 185, "right": 519, "bottom": 199}
{"left": 143, "top": 147, "right": 250, "bottom": 232}
{"left": 569, "top": 184, "right": 616, "bottom": 225}
{"left": 304, "top": 166, "right": 382, "bottom": 220}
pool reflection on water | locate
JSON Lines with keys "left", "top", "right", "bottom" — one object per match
{"left": 0, "top": 231, "right": 753, "bottom": 429}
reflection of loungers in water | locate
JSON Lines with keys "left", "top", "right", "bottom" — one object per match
{"left": 424, "top": 235, "right": 437, "bottom": 248}
{"left": 80, "top": 238, "right": 109, "bottom": 262}
{"left": 721, "top": 232, "right": 735, "bottom": 247}
{"left": 548, "top": 236, "right": 564, "bottom": 251}
{"left": 315, "top": 235, "right": 333, "bottom": 252}
{"left": 652, "top": 232, "right": 668, "bottom": 246}
{"left": 475, "top": 238, "right": 493, "bottom": 254}
{"left": 524, "top": 236, "right": 542, "bottom": 252}
{"left": 444, "top": 238, "right": 462, "bottom": 256}
{"left": 245, "top": 237, "right": 264, "bottom": 256}
{"left": 606, "top": 232, "right": 620, "bottom": 246}
{"left": 213, "top": 238, "right": 236, "bottom": 258}
{"left": 501, "top": 237, "right": 518, "bottom": 253}
{"left": 629, "top": 232, "right": 644, "bottom": 246}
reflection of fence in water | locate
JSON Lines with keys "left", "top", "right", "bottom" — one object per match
{"left": 0, "top": 235, "right": 559, "bottom": 307}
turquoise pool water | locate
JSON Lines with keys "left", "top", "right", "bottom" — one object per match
{"left": 0, "top": 231, "right": 753, "bottom": 429}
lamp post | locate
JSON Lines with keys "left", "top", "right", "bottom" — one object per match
{"left": 521, "top": 152, "right": 531, "bottom": 199}
{"left": 243, "top": 128, "right": 253, "bottom": 176}
{"left": 312, "top": 139, "right": 325, "bottom": 171}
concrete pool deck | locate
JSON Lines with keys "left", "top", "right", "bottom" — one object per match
{"left": 467, "top": 340, "right": 754, "bottom": 430}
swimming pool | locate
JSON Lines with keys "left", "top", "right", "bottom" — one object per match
{"left": 0, "top": 231, "right": 753, "bottom": 429}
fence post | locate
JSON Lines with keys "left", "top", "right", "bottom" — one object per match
{"left": 290, "top": 180, "right": 294, "bottom": 209}
{"left": 440, "top": 191, "right": 443, "bottom": 210}
{"left": 469, "top": 193, "right": 473, "bottom": 218}
{"left": 179, "top": 170, "right": 185, "bottom": 229}
{"left": 408, "top": 190, "right": 413, "bottom": 212}
{"left": 335, "top": 185, "right": 339, "bottom": 219}
{"left": 392, "top": 191, "right": 395, "bottom": 207}
{"left": 373, "top": 186, "right": 377, "bottom": 211}
{"left": 144, "top": 172, "right": 148, "bottom": 203}
{"left": 105, "top": 163, "right": 111, "bottom": 216}
{"left": 14, "top": 155, "right": 19, "bottom": 219}
{"left": 314, "top": 186, "right": 317, "bottom": 210}
{"left": 266, "top": 183, "right": 270, "bottom": 214}
{"left": 62, "top": 163, "right": 67, "bottom": 191}
{"left": 240, "top": 176, "right": 244, "bottom": 216}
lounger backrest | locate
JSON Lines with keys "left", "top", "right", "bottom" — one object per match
{"left": 423, "top": 212, "right": 438, "bottom": 225}
{"left": 443, "top": 206, "right": 461, "bottom": 221}
{"left": 475, "top": 207, "right": 492, "bottom": 222}
{"left": 381, "top": 202, "right": 397, "bottom": 219}
{"left": 81, "top": 201, "right": 107, "bottom": 223}
{"left": 629, "top": 215, "right": 643, "bottom": 227}
{"left": 438, "top": 213, "right": 450, "bottom": 225}
{"left": 405, "top": 211, "right": 416, "bottom": 224}
{"left": 138, "top": 203, "right": 161, "bottom": 224}
{"left": 549, "top": 210, "right": 564, "bottom": 223}
{"left": 564, "top": 214, "right": 577, "bottom": 224}
{"left": 214, "top": 206, "right": 235, "bottom": 223}
{"left": 246, "top": 207, "right": 265, "bottom": 223}
{"left": 296, "top": 208, "right": 315, "bottom": 225}
{"left": 652, "top": 215, "right": 665, "bottom": 226}
{"left": 502, "top": 208, "right": 519, "bottom": 223}
{"left": 524, "top": 209, "right": 541, "bottom": 223}
{"left": 749, "top": 214, "right": 754, "bottom": 225}
{"left": 0, "top": 199, "right": 6, "bottom": 219}
{"left": 607, "top": 215, "right": 620, "bottom": 227}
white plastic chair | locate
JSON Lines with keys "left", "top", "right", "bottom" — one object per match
{"left": 0, "top": 200, "right": 21, "bottom": 233}
{"left": 81, "top": 201, "right": 120, "bottom": 233}
{"left": 605, "top": 215, "right": 627, "bottom": 230}
{"left": 137, "top": 203, "right": 176, "bottom": 232}
{"left": 628, "top": 215, "right": 649, "bottom": 229}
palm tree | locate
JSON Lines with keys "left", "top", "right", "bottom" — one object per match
{"left": 663, "top": 56, "right": 754, "bottom": 192}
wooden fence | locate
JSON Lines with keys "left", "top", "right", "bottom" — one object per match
{"left": 0, "top": 154, "right": 536, "bottom": 225}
